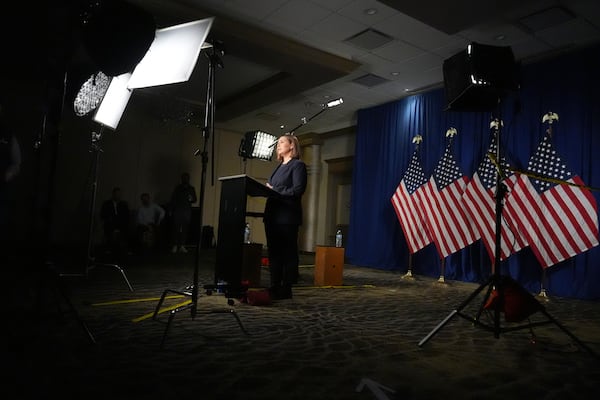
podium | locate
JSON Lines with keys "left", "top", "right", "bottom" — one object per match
{"left": 215, "top": 174, "right": 274, "bottom": 294}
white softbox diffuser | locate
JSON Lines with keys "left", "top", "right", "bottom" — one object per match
{"left": 127, "top": 18, "right": 214, "bottom": 89}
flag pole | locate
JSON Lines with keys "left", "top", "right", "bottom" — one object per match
{"left": 436, "top": 258, "right": 446, "bottom": 284}
{"left": 402, "top": 254, "right": 415, "bottom": 280}
{"left": 537, "top": 268, "right": 550, "bottom": 300}
{"left": 419, "top": 108, "right": 598, "bottom": 358}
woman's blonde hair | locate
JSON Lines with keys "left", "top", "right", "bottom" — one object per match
{"left": 277, "top": 133, "right": 301, "bottom": 162}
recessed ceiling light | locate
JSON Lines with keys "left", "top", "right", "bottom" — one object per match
{"left": 495, "top": 34, "right": 506, "bottom": 41}
{"left": 391, "top": 71, "right": 400, "bottom": 76}
{"left": 364, "top": 8, "right": 378, "bottom": 15}
{"left": 280, "top": 125, "right": 285, "bottom": 129}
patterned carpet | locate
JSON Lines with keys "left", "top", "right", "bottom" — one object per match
{"left": 6, "top": 248, "right": 600, "bottom": 400}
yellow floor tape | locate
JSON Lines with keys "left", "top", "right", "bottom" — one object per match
{"left": 297, "top": 284, "right": 376, "bottom": 289}
{"left": 132, "top": 299, "right": 192, "bottom": 323}
{"left": 92, "top": 284, "right": 376, "bottom": 323}
{"left": 91, "top": 294, "right": 186, "bottom": 306}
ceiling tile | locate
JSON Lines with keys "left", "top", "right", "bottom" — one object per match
{"left": 344, "top": 28, "right": 394, "bottom": 50}
{"left": 307, "top": 13, "right": 368, "bottom": 41}
{"left": 351, "top": 73, "right": 391, "bottom": 87}
{"left": 459, "top": 22, "right": 531, "bottom": 47}
{"left": 374, "top": 12, "right": 455, "bottom": 50}
{"left": 201, "top": 0, "right": 289, "bottom": 21}
{"left": 393, "top": 52, "right": 444, "bottom": 75}
{"left": 336, "top": 0, "right": 399, "bottom": 25}
{"left": 535, "top": 18, "right": 600, "bottom": 49}
{"left": 265, "top": 0, "right": 332, "bottom": 31}
{"left": 372, "top": 40, "right": 424, "bottom": 63}
{"left": 307, "top": 0, "right": 350, "bottom": 11}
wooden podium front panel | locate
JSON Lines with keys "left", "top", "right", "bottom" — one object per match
{"left": 215, "top": 175, "right": 274, "bottom": 292}
{"left": 314, "top": 246, "right": 344, "bottom": 286}
{"left": 242, "top": 243, "right": 262, "bottom": 287}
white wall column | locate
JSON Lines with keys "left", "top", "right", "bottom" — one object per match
{"left": 299, "top": 135, "right": 322, "bottom": 252}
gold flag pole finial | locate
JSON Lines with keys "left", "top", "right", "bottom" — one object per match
{"left": 542, "top": 112, "right": 559, "bottom": 136}
{"left": 412, "top": 134, "right": 423, "bottom": 144}
{"left": 542, "top": 111, "right": 559, "bottom": 125}
{"left": 490, "top": 118, "right": 503, "bottom": 130}
{"left": 446, "top": 127, "right": 457, "bottom": 137}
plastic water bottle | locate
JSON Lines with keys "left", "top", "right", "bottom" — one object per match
{"left": 335, "top": 229, "right": 343, "bottom": 247}
{"left": 244, "top": 223, "right": 251, "bottom": 244}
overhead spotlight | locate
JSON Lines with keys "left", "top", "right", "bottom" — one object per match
{"left": 326, "top": 98, "right": 344, "bottom": 108}
{"left": 238, "top": 130, "right": 277, "bottom": 161}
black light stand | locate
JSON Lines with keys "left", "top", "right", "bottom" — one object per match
{"left": 59, "top": 126, "right": 134, "bottom": 291}
{"left": 417, "top": 113, "right": 597, "bottom": 358}
{"left": 152, "top": 42, "right": 248, "bottom": 348}
{"left": 32, "top": 72, "right": 96, "bottom": 345}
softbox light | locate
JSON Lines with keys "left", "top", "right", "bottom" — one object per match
{"left": 93, "top": 72, "right": 132, "bottom": 130}
{"left": 127, "top": 18, "right": 214, "bottom": 89}
{"left": 443, "top": 42, "right": 519, "bottom": 112}
{"left": 238, "top": 130, "right": 277, "bottom": 161}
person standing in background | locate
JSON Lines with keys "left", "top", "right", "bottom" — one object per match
{"left": 169, "top": 172, "right": 197, "bottom": 253}
{"left": 264, "top": 134, "right": 307, "bottom": 300}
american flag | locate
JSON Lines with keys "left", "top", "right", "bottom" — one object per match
{"left": 391, "top": 145, "right": 431, "bottom": 254}
{"left": 419, "top": 137, "right": 477, "bottom": 258}
{"left": 463, "top": 131, "right": 527, "bottom": 262}
{"left": 503, "top": 132, "right": 599, "bottom": 268}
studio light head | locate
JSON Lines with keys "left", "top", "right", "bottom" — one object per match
{"left": 238, "top": 130, "right": 277, "bottom": 161}
{"left": 326, "top": 98, "right": 344, "bottom": 108}
{"left": 75, "top": 16, "right": 214, "bottom": 130}
{"left": 443, "top": 42, "right": 518, "bottom": 112}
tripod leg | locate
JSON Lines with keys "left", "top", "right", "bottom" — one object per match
{"left": 153, "top": 290, "right": 169, "bottom": 320}
{"left": 44, "top": 266, "right": 96, "bottom": 344}
{"left": 538, "top": 307, "right": 599, "bottom": 359}
{"left": 160, "top": 310, "right": 176, "bottom": 349}
{"left": 227, "top": 309, "right": 250, "bottom": 335}
{"left": 419, "top": 277, "right": 493, "bottom": 347}
{"left": 58, "top": 282, "right": 96, "bottom": 344}
{"left": 90, "top": 262, "right": 134, "bottom": 291}
{"left": 474, "top": 279, "right": 495, "bottom": 322}
{"left": 418, "top": 309, "right": 457, "bottom": 347}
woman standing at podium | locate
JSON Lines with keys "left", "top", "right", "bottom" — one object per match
{"left": 264, "top": 134, "right": 307, "bottom": 300}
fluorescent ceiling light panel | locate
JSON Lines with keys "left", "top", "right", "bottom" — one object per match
{"left": 127, "top": 18, "right": 214, "bottom": 89}
{"left": 93, "top": 73, "right": 133, "bottom": 129}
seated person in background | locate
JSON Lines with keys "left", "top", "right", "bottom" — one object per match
{"left": 136, "top": 192, "right": 165, "bottom": 250}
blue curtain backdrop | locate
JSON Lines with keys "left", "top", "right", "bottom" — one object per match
{"left": 347, "top": 44, "right": 600, "bottom": 300}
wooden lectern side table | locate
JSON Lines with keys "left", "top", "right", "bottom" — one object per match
{"left": 314, "top": 246, "right": 344, "bottom": 286}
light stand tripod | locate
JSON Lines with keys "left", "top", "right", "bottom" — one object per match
{"left": 59, "top": 127, "right": 133, "bottom": 292}
{"left": 153, "top": 41, "right": 248, "bottom": 349}
{"left": 31, "top": 74, "right": 96, "bottom": 344}
{"left": 418, "top": 115, "right": 597, "bottom": 358}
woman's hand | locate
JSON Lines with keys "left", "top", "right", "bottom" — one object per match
{"left": 266, "top": 182, "right": 273, "bottom": 189}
